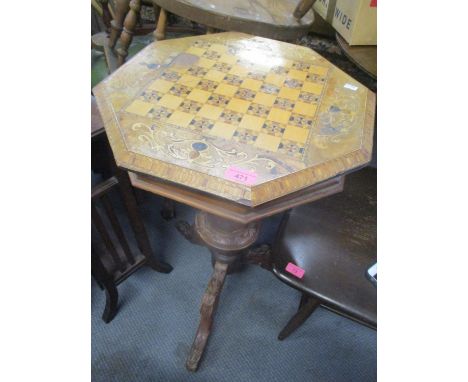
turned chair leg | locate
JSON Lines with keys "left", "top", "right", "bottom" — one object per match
{"left": 278, "top": 293, "right": 321, "bottom": 340}
{"left": 116, "top": 0, "right": 141, "bottom": 67}
{"left": 154, "top": 8, "right": 167, "bottom": 41}
{"left": 108, "top": 0, "right": 130, "bottom": 49}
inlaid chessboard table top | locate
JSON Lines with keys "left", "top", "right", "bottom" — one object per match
{"left": 94, "top": 32, "right": 375, "bottom": 207}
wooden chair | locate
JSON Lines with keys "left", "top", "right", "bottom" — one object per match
{"left": 91, "top": 96, "right": 172, "bottom": 323}
{"left": 271, "top": 168, "right": 377, "bottom": 339}
{"left": 112, "top": 0, "right": 318, "bottom": 67}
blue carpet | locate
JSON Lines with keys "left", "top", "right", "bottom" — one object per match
{"left": 91, "top": 191, "right": 376, "bottom": 381}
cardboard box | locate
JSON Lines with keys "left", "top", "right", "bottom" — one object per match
{"left": 332, "top": 0, "right": 377, "bottom": 45}
{"left": 313, "top": 0, "right": 337, "bottom": 24}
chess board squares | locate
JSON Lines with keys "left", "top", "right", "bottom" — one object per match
{"left": 169, "top": 84, "right": 192, "bottom": 97}
{"left": 292, "top": 62, "right": 311, "bottom": 71}
{"left": 219, "top": 110, "right": 243, "bottom": 125}
{"left": 264, "top": 73, "right": 285, "bottom": 87}
{"left": 277, "top": 139, "right": 305, "bottom": 159}
{"left": 160, "top": 70, "right": 181, "bottom": 82}
{"left": 207, "top": 94, "right": 230, "bottom": 107}
{"left": 299, "top": 91, "right": 320, "bottom": 103}
{"left": 209, "top": 122, "right": 237, "bottom": 139}
{"left": 302, "top": 81, "right": 324, "bottom": 95}
{"left": 254, "top": 133, "right": 281, "bottom": 152}
{"left": 186, "top": 88, "right": 211, "bottom": 103}
{"left": 198, "top": 79, "right": 218, "bottom": 92}
{"left": 289, "top": 113, "right": 314, "bottom": 128}
{"left": 217, "top": 54, "right": 237, "bottom": 66}
{"left": 238, "top": 114, "right": 265, "bottom": 132}
{"left": 284, "top": 79, "right": 303, "bottom": 89}
{"left": 192, "top": 40, "right": 212, "bottom": 49}
{"left": 126, "top": 100, "right": 153, "bottom": 116}
{"left": 283, "top": 125, "right": 309, "bottom": 144}
{"left": 262, "top": 121, "right": 285, "bottom": 137}
{"left": 147, "top": 106, "right": 172, "bottom": 120}
{"left": 278, "top": 87, "right": 300, "bottom": 101}
{"left": 209, "top": 43, "right": 228, "bottom": 54}
{"left": 148, "top": 79, "right": 173, "bottom": 93}
{"left": 306, "top": 73, "right": 326, "bottom": 83}
{"left": 213, "top": 62, "right": 232, "bottom": 73}
{"left": 204, "top": 69, "right": 225, "bottom": 82}
{"left": 267, "top": 107, "right": 291, "bottom": 125}
{"left": 214, "top": 83, "right": 238, "bottom": 97}
{"left": 167, "top": 110, "right": 194, "bottom": 127}
{"left": 253, "top": 92, "right": 276, "bottom": 107}
{"left": 240, "top": 78, "right": 262, "bottom": 92}
{"left": 223, "top": 74, "right": 243, "bottom": 86}
{"left": 235, "top": 88, "right": 256, "bottom": 101}
{"left": 226, "top": 98, "right": 250, "bottom": 113}
{"left": 139, "top": 89, "right": 163, "bottom": 103}
{"left": 157, "top": 94, "right": 183, "bottom": 109}
{"left": 247, "top": 103, "right": 270, "bottom": 118}
{"left": 286, "top": 69, "right": 308, "bottom": 81}
{"left": 273, "top": 98, "right": 295, "bottom": 111}
{"left": 177, "top": 74, "right": 201, "bottom": 88}
{"left": 186, "top": 46, "right": 206, "bottom": 56}
{"left": 292, "top": 101, "right": 317, "bottom": 118}
{"left": 308, "top": 65, "right": 329, "bottom": 76}
{"left": 229, "top": 65, "right": 249, "bottom": 77}
{"left": 203, "top": 50, "right": 222, "bottom": 60}
{"left": 178, "top": 100, "right": 202, "bottom": 114}
{"left": 189, "top": 117, "right": 214, "bottom": 134}
{"left": 247, "top": 71, "right": 266, "bottom": 81}
{"left": 197, "top": 57, "right": 216, "bottom": 69}
{"left": 187, "top": 66, "right": 208, "bottom": 77}
{"left": 271, "top": 65, "right": 289, "bottom": 75}
{"left": 197, "top": 104, "right": 223, "bottom": 120}
{"left": 260, "top": 83, "right": 280, "bottom": 95}
{"left": 232, "top": 128, "right": 258, "bottom": 144}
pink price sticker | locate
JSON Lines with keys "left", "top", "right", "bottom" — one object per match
{"left": 285, "top": 262, "right": 305, "bottom": 279}
{"left": 224, "top": 166, "right": 258, "bottom": 186}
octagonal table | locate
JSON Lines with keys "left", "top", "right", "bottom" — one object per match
{"left": 93, "top": 32, "right": 375, "bottom": 371}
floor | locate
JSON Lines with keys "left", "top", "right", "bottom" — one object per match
{"left": 91, "top": 187, "right": 377, "bottom": 382}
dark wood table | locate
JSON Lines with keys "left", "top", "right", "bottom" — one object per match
{"left": 94, "top": 32, "right": 375, "bottom": 371}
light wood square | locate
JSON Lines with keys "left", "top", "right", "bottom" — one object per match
{"left": 241, "top": 78, "right": 262, "bottom": 91}
{"left": 210, "top": 43, "right": 228, "bottom": 54}
{"left": 278, "top": 87, "right": 300, "bottom": 101}
{"left": 293, "top": 101, "right": 317, "bottom": 117}
{"left": 254, "top": 133, "right": 281, "bottom": 152}
{"left": 157, "top": 94, "right": 183, "bottom": 109}
{"left": 209, "top": 122, "right": 237, "bottom": 139}
{"left": 204, "top": 69, "right": 225, "bottom": 82}
{"left": 238, "top": 114, "right": 265, "bottom": 132}
{"left": 267, "top": 107, "right": 291, "bottom": 125}
{"left": 214, "top": 83, "right": 238, "bottom": 97}
{"left": 186, "top": 46, "right": 206, "bottom": 56}
{"left": 178, "top": 74, "right": 200, "bottom": 87}
{"left": 229, "top": 65, "right": 249, "bottom": 77}
{"left": 167, "top": 110, "right": 194, "bottom": 127}
{"left": 148, "top": 79, "right": 173, "bottom": 93}
{"left": 197, "top": 104, "right": 223, "bottom": 120}
{"left": 226, "top": 98, "right": 250, "bottom": 113}
{"left": 309, "top": 65, "right": 329, "bottom": 76}
{"left": 187, "top": 88, "right": 211, "bottom": 103}
{"left": 287, "top": 69, "right": 308, "bottom": 81}
{"left": 283, "top": 125, "right": 309, "bottom": 144}
{"left": 125, "top": 100, "right": 153, "bottom": 116}
{"left": 218, "top": 54, "right": 237, "bottom": 65}
{"left": 197, "top": 57, "right": 216, "bottom": 69}
{"left": 253, "top": 92, "right": 276, "bottom": 107}
{"left": 302, "top": 82, "right": 324, "bottom": 95}
{"left": 264, "top": 73, "right": 285, "bottom": 87}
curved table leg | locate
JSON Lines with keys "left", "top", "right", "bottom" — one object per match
{"left": 186, "top": 261, "right": 228, "bottom": 371}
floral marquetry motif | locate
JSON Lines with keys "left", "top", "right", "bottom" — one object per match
{"left": 94, "top": 32, "right": 375, "bottom": 206}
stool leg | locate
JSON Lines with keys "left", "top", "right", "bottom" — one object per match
{"left": 278, "top": 294, "right": 320, "bottom": 340}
